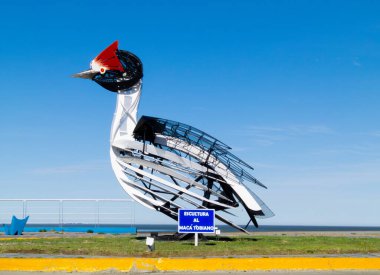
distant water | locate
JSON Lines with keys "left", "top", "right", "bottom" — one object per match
{"left": 135, "top": 224, "right": 380, "bottom": 233}
{"left": 22, "top": 224, "right": 380, "bottom": 234}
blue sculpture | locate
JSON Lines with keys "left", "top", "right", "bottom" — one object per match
{"left": 3, "top": 216, "right": 29, "bottom": 235}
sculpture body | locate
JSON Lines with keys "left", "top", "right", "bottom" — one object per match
{"left": 74, "top": 41, "right": 274, "bottom": 232}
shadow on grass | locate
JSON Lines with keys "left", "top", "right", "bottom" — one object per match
{"left": 135, "top": 236, "right": 259, "bottom": 242}
{"left": 208, "top": 236, "right": 259, "bottom": 242}
{"left": 135, "top": 237, "right": 147, "bottom": 241}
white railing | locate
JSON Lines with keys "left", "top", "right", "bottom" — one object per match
{"left": 0, "top": 199, "right": 135, "bottom": 227}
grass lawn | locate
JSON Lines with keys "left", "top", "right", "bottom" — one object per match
{"left": 0, "top": 235, "right": 379, "bottom": 257}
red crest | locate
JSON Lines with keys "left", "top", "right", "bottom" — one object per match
{"left": 92, "top": 41, "right": 124, "bottom": 73}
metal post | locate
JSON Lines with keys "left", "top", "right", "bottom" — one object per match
{"left": 24, "top": 200, "right": 28, "bottom": 219}
{"left": 96, "top": 200, "right": 100, "bottom": 227}
{"left": 194, "top": 233, "right": 198, "bottom": 246}
{"left": 132, "top": 200, "right": 135, "bottom": 226}
{"left": 22, "top": 200, "right": 26, "bottom": 218}
{"left": 60, "top": 200, "right": 63, "bottom": 230}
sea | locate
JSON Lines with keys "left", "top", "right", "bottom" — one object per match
{"left": 135, "top": 224, "right": 380, "bottom": 233}
{"left": 22, "top": 224, "right": 380, "bottom": 234}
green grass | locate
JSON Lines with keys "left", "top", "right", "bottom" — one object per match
{"left": 0, "top": 235, "right": 379, "bottom": 257}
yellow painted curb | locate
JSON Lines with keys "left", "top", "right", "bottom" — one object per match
{"left": 157, "top": 258, "right": 380, "bottom": 271}
{"left": 0, "top": 257, "right": 379, "bottom": 272}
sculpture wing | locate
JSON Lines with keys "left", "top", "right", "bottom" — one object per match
{"left": 133, "top": 116, "right": 267, "bottom": 189}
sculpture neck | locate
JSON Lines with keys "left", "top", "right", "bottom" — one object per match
{"left": 110, "top": 81, "right": 142, "bottom": 143}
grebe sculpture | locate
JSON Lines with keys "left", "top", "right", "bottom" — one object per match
{"left": 74, "top": 41, "right": 274, "bottom": 233}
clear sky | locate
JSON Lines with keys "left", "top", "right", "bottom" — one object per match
{"left": 0, "top": 0, "right": 379, "bottom": 226}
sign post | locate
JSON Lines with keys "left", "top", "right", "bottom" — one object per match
{"left": 178, "top": 209, "right": 215, "bottom": 246}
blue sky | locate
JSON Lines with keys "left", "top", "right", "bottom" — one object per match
{"left": 0, "top": 0, "right": 379, "bottom": 226}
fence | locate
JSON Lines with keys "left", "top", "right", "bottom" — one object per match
{"left": 0, "top": 199, "right": 135, "bottom": 227}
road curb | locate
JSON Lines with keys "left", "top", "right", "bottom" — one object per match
{"left": 0, "top": 257, "right": 379, "bottom": 272}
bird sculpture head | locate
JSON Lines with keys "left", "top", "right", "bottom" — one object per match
{"left": 73, "top": 41, "right": 143, "bottom": 92}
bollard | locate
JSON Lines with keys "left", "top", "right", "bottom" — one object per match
{"left": 146, "top": 236, "right": 155, "bottom": 252}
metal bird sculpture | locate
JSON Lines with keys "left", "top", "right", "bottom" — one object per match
{"left": 74, "top": 41, "right": 274, "bottom": 233}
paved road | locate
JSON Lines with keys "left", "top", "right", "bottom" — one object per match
{"left": 1, "top": 272, "right": 379, "bottom": 275}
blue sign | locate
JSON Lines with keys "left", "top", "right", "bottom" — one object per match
{"left": 178, "top": 209, "right": 215, "bottom": 233}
